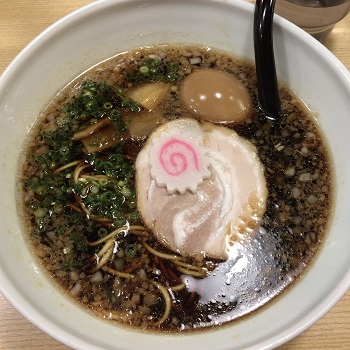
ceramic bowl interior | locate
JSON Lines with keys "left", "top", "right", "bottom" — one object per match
{"left": 1, "top": 0, "right": 350, "bottom": 349}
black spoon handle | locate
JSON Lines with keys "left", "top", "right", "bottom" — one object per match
{"left": 254, "top": 0, "right": 282, "bottom": 120}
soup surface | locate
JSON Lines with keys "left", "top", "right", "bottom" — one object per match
{"left": 19, "top": 45, "right": 333, "bottom": 332}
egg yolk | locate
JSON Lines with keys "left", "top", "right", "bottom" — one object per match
{"left": 180, "top": 69, "right": 251, "bottom": 123}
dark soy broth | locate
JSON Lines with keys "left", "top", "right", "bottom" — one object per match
{"left": 19, "top": 45, "right": 333, "bottom": 332}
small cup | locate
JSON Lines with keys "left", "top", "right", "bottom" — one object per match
{"left": 275, "top": 0, "right": 350, "bottom": 42}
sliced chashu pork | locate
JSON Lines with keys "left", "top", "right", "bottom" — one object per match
{"left": 135, "top": 118, "right": 267, "bottom": 260}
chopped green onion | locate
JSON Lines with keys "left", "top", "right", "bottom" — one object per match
{"left": 90, "top": 186, "right": 99, "bottom": 194}
{"left": 103, "top": 102, "right": 113, "bottom": 109}
{"left": 98, "top": 227, "right": 108, "bottom": 237}
{"left": 34, "top": 208, "right": 46, "bottom": 218}
{"left": 59, "top": 146, "right": 69, "bottom": 156}
{"left": 124, "top": 243, "right": 137, "bottom": 258}
{"left": 139, "top": 65, "right": 150, "bottom": 74}
{"left": 121, "top": 187, "right": 131, "bottom": 198}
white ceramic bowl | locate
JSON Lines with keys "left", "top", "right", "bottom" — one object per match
{"left": 1, "top": 0, "right": 350, "bottom": 349}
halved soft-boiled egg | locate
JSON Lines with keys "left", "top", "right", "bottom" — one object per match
{"left": 135, "top": 118, "right": 267, "bottom": 260}
{"left": 180, "top": 69, "right": 252, "bottom": 123}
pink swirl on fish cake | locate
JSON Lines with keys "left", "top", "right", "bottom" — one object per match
{"left": 159, "top": 138, "right": 199, "bottom": 176}
{"left": 148, "top": 118, "right": 211, "bottom": 194}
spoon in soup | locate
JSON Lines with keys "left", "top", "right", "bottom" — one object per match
{"left": 254, "top": 0, "right": 282, "bottom": 120}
